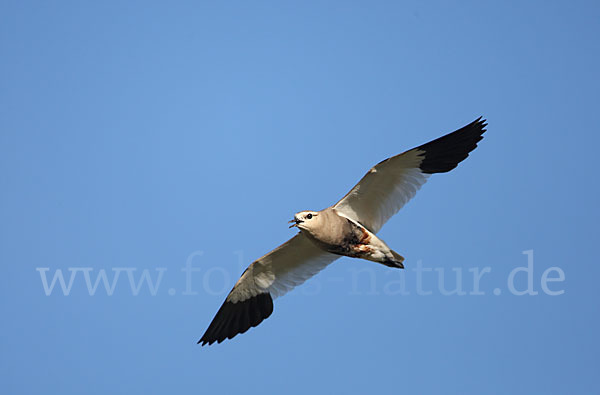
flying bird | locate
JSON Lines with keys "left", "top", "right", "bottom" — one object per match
{"left": 199, "top": 117, "right": 487, "bottom": 345}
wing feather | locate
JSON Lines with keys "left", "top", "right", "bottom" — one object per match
{"left": 198, "top": 234, "right": 338, "bottom": 345}
{"left": 334, "top": 118, "right": 486, "bottom": 233}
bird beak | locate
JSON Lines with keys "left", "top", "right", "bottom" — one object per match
{"left": 288, "top": 218, "right": 302, "bottom": 228}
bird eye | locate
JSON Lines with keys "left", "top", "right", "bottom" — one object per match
{"left": 306, "top": 214, "right": 313, "bottom": 219}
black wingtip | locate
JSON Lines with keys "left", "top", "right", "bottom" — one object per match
{"left": 416, "top": 117, "right": 487, "bottom": 174}
{"left": 198, "top": 292, "right": 274, "bottom": 346}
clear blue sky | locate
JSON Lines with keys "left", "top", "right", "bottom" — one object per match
{"left": 2, "top": 1, "right": 599, "bottom": 394}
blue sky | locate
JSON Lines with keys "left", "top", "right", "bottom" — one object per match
{"left": 1, "top": 1, "right": 599, "bottom": 394}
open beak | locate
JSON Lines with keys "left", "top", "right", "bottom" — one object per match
{"left": 288, "top": 218, "right": 303, "bottom": 228}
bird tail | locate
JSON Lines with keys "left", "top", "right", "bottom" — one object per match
{"left": 391, "top": 250, "right": 405, "bottom": 264}
{"left": 383, "top": 249, "right": 405, "bottom": 269}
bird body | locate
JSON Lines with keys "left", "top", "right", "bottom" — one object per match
{"left": 199, "top": 117, "right": 487, "bottom": 345}
{"left": 292, "top": 208, "right": 405, "bottom": 268}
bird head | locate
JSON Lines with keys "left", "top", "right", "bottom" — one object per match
{"left": 288, "top": 211, "right": 320, "bottom": 231}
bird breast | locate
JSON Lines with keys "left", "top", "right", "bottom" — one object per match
{"left": 301, "top": 209, "right": 368, "bottom": 255}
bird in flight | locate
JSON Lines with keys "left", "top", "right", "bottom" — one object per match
{"left": 199, "top": 117, "right": 487, "bottom": 345}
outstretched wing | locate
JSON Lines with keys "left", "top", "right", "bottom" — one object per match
{"left": 198, "top": 233, "right": 339, "bottom": 346}
{"left": 334, "top": 118, "right": 487, "bottom": 233}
